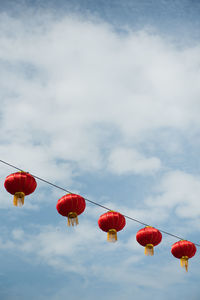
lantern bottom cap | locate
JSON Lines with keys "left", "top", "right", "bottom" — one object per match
{"left": 13, "top": 192, "right": 25, "bottom": 207}
{"left": 145, "top": 244, "right": 154, "bottom": 256}
{"left": 67, "top": 212, "right": 79, "bottom": 226}
{"left": 180, "top": 256, "right": 189, "bottom": 272}
{"left": 107, "top": 229, "right": 117, "bottom": 243}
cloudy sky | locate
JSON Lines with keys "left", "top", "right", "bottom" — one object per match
{"left": 0, "top": 0, "right": 200, "bottom": 299}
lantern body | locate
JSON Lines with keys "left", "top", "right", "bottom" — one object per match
{"left": 98, "top": 211, "right": 126, "bottom": 242}
{"left": 4, "top": 172, "right": 37, "bottom": 207}
{"left": 56, "top": 194, "right": 86, "bottom": 226}
{"left": 136, "top": 226, "right": 162, "bottom": 255}
{"left": 171, "top": 240, "right": 196, "bottom": 272}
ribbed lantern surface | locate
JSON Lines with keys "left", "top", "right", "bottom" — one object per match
{"left": 98, "top": 211, "right": 126, "bottom": 242}
{"left": 136, "top": 226, "right": 162, "bottom": 256}
{"left": 171, "top": 240, "right": 196, "bottom": 272}
{"left": 4, "top": 172, "right": 37, "bottom": 207}
{"left": 56, "top": 194, "right": 86, "bottom": 226}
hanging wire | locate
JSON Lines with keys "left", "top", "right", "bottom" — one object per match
{"left": 0, "top": 159, "right": 200, "bottom": 247}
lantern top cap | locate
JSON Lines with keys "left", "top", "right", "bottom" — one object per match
{"left": 8, "top": 171, "right": 28, "bottom": 175}
{"left": 6, "top": 171, "right": 32, "bottom": 178}
{"left": 175, "top": 240, "right": 187, "bottom": 243}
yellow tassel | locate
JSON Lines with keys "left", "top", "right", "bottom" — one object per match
{"left": 145, "top": 244, "right": 154, "bottom": 256}
{"left": 13, "top": 192, "right": 25, "bottom": 207}
{"left": 67, "top": 212, "right": 78, "bottom": 226}
{"left": 180, "top": 256, "right": 189, "bottom": 272}
{"left": 107, "top": 229, "right": 117, "bottom": 242}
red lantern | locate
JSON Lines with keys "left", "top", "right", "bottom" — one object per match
{"left": 136, "top": 226, "right": 162, "bottom": 256}
{"left": 98, "top": 211, "right": 126, "bottom": 242}
{"left": 171, "top": 240, "right": 196, "bottom": 272}
{"left": 4, "top": 171, "right": 37, "bottom": 207}
{"left": 56, "top": 194, "right": 86, "bottom": 226}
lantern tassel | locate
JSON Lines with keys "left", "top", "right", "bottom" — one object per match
{"left": 107, "top": 229, "right": 117, "bottom": 242}
{"left": 67, "top": 212, "right": 79, "bottom": 227}
{"left": 145, "top": 244, "right": 154, "bottom": 256}
{"left": 180, "top": 256, "right": 189, "bottom": 272}
{"left": 13, "top": 192, "right": 25, "bottom": 207}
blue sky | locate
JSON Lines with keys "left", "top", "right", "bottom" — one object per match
{"left": 1, "top": 0, "right": 200, "bottom": 41}
{"left": 0, "top": 1, "right": 200, "bottom": 299}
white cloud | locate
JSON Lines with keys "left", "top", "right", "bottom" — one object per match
{"left": 146, "top": 170, "right": 200, "bottom": 219}
{"left": 108, "top": 147, "right": 161, "bottom": 175}
{"left": 0, "top": 13, "right": 199, "bottom": 184}
{"left": 0, "top": 6, "right": 199, "bottom": 270}
{"left": 0, "top": 10, "right": 200, "bottom": 300}
{"left": 12, "top": 228, "right": 25, "bottom": 240}
{"left": 0, "top": 222, "right": 194, "bottom": 298}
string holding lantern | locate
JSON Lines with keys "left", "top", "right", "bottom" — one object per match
{"left": 136, "top": 226, "right": 162, "bottom": 256}
{"left": 56, "top": 193, "right": 86, "bottom": 226}
{"left": 171, "top": 240, "right": 196, "bottom": 272}
{"left": 2, "top": 161, "right": 200, "bottom": 272}
{"left": 4, "top": 171, "right": 37, "bottom": 207}
{"left": 98, "top": 211, "right": 126, "bottom": 242}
